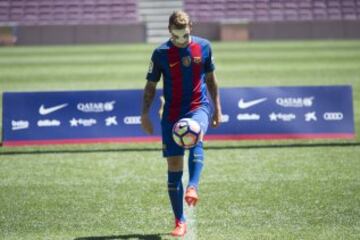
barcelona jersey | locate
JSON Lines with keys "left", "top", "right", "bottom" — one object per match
{"left": 146, "top": 36, "right": 215, "bottom": 122}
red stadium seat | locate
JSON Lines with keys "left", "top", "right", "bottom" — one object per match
{"left": 0, "top": 0, "right": 139, "bottom": 25}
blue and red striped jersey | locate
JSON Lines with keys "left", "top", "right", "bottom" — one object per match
{"left": 146, "top": 36, "right": 215, "bottom": 122}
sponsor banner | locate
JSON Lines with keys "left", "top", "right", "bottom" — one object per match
{"left": 208, "top": 86, "right": 354, "bottom": 139}
{"left": 2, "top": 90, "right": 163, "bottom": 145}
{"left": 1, "top": 86, "right": 355, "bottom": 146}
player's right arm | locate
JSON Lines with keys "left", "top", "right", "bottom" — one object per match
{"left": 141, "top": 80, "right": 157, "bottom": 134}
{"left": 141, "top": 50, "right": 161, "bottom": 135}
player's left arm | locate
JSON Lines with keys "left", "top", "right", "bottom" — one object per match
{"left": 206, "top": 71, "right": 222, "bottom": 128}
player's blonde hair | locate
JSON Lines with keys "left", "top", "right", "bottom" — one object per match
{"left": 168, "top": 10, "right": 192, "bottom": 29}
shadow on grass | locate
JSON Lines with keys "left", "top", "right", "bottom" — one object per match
{"left": 0, "top": 141, "right": 359, "bottom": 156}
{"left": 74, "top": 233, "right": 166, "bottom": 240}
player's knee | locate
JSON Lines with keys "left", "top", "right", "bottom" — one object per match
{"left": 167, "top": 156, "right": 184, "bottom": 171}
{"left": 190, "top": 142, "right": 204, "bottom": 162}
{"left": 167, "top": 171, "right": 183, "bottom": 191}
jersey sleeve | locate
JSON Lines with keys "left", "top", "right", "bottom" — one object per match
{"left": 204, "top": 43, "right": 215, "bottom": 73}
{"left": 146, "top": 50, "right": 161, "bottom": 82}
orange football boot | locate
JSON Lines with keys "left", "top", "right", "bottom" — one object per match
{"left": 185, "top": 186, "right": 198, "bottom": 207}
{"left": 171, "top": 219, "right": 187, "bottom": 237}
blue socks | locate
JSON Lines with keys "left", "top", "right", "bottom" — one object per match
{"left": 168, "top": 171, "right": 185, "bottom": 222}
{"left": 188, "top": 141, "right": 204, "bottom": 189}
{"left": 167, "top": 142, "right": 204, "bottom": 222}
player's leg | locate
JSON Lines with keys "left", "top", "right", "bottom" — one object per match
{"left": 184, "top": 107, "right": 210, "bottom": 206}
{"left": 188, "top": 141, "right": 204, "bottom": 190}
{"left": 162, "top": 120, "right": 187, "bottom": 236}
{"left": 185, "top": 141, "right": 203, "bottom": 206}
{"left": 167, "top": 155, "right": 185, "bottom": 223}
{"left": 167, "top": 156, "right": 187, "bottom": 236}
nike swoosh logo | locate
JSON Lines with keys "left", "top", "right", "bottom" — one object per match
{"left": 238, "top": 98, "right": 267, "bottom": 109}
{"left": 169, "top": 62, "right": 179, "bottom": 68}
{"left": 39, "top": 103, "right": 68, "bottom": 115}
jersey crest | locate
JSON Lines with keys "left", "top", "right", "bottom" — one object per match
{"left": 182, "top": 56, "right": 191, "bottom": 67}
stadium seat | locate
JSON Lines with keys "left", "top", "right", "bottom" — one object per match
{"left": 299, "top": 9, "right": 313, "bottom": 21}
{"left": 284, "top": 2, "right": 298, "bottom": 10}
{"left": 342, "top": 0, "right": 356, "bottom": 7}
{"left": 1, "top": 0, "right": 360, "bottom": 27}
{"left": 0, "top": 0, "right": 139, "bottom": 26}
{"left": 284, "top": 9, "right": 299, "bottom": 21}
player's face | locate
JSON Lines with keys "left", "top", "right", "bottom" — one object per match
{"left": 170, "top": 26, "right": 191, "bottom": 47}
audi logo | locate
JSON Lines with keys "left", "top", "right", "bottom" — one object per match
{"left": 323, "top": 112, "right": 343, "bottom": 121}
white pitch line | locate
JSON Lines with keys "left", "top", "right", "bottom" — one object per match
{"left": 183, "top": 158, "right": 197, "bottom": 240}
{"left": 184, "top": 204, "right": 197, "bottom": 240}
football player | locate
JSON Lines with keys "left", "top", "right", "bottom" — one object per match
{"left": 141, "top": 10, "right": 222, "bottom": 237}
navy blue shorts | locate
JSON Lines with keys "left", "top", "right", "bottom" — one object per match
{"left": 161, "top": 106, "right": 212, "bottom": 157}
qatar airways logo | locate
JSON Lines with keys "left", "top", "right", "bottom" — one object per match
{"left": 276, "top": 97, "right": 314, "bottom": 108}
{"left": 77, "top": 101, "right": 115, "bottom": 113}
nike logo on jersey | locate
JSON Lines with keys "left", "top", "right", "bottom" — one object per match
{"left": 39, "top": 103, "right": 68, "bottom": 115}
{"left": 169, "top": 62, "right": 180, "bottom": 68}
{"left": 238, "top": 98, "right": 267, "bottom": 109}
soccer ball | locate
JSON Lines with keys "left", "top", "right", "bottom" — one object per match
{"left": 172, "top": 118, "right": 202, "bottom": 149}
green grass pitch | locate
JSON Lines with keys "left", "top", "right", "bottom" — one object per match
{"left": 1, "top": 41, "right": 360, "bottom": 239}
